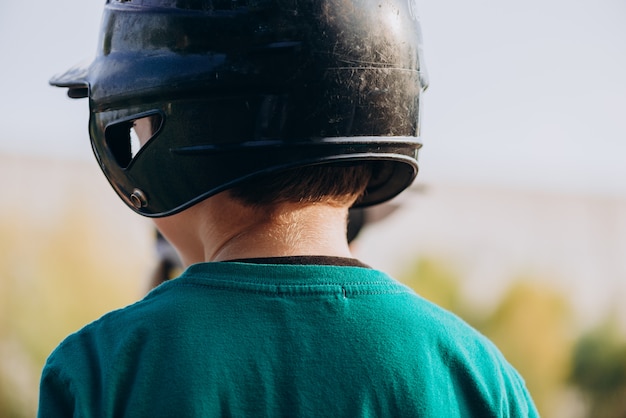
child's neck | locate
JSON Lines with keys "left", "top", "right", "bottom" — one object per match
{"left": 153, "top": 193, "right": 353, "bottom": 267}
{"left": 209, "top": 203, "right": 353, "bottom": 263}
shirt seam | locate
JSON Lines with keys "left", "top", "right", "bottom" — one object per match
{"left": 167, "top": 281, "right": 412, "bottom": 297}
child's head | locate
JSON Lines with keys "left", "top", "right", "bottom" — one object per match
{"left": 50, "top": 0, "right": 428, "bottom": 218}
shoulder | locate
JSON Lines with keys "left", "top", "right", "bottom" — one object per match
{"left": 40, "top": 284, "right": 181, "bottom": 400}
{"left": 381, "top": 284, "right": 515, "bottom": 373}
{"left": 43, "top": 282, "right": 176, "bottom": 373}
{"left": 367, "top": 277, "right": 538, "bottom": 416}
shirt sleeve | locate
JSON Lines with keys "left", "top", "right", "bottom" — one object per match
{"left": 503, "top": 363, "right": 540, "bottom": 418}
{"left": 38, "top": 364, "right": 75, "bottom": 418}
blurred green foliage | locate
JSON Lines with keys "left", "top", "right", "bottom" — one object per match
{"left": 569, "top": 317, "right": 626, "bottom": 417}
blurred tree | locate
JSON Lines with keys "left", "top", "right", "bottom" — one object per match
{"left": 0, "top": 203, "right": 145, "bottom": 417}
{"left": 569, "top": 316, "right": 626, "bottom": 418}
{"left": 0, "top": 217, "right": 38, "bottom": 417}
{"left": 481, "top": 280, "right": 574, "bottom": 417}
{"left": 400, "top": 257, "right": 471, "bottom": 318}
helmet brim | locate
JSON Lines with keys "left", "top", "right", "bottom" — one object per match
{"left": 49, "top": 59, "right": 91, "bottom": 99}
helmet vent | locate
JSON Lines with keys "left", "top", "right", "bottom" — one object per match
{"left": 104, "top": 113, "right": 163, "bottom": 168}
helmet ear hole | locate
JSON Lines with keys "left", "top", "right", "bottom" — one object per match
{"left": 105, "top": 120, "right": 133, "bottom": 168}
{"left": 105, "top": 113, "right": 163, "bottom": 168}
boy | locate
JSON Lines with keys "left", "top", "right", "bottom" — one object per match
{"left": 40, "top": 0, "right": 538, "bottom": 416}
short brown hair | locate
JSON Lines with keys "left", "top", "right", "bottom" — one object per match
{"left": 228, "top": 163, "right": 373, "bottom": 208}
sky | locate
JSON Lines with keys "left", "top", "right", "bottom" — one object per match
{"left": 1, "top": 0, "right": 625, "bottom": 198}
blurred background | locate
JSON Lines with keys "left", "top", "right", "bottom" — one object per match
{"left": 1, "top": 0, "right": 626, "bottom": 416}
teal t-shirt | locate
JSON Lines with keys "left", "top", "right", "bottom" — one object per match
{"left": 39, "top": 262, "right": 538, "bottom": 417}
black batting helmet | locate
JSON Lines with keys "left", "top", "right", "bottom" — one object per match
{"left": 51, "top": 0, "right": 428, "bottom": 217}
